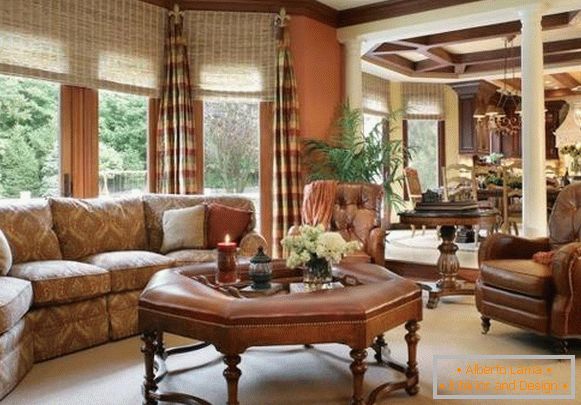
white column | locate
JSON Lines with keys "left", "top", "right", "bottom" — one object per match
{"left": 344, "top": 38, "right": 363, "bottom": 111}
{"left": 519, "top": 4, "right": 547, "bottom": 237}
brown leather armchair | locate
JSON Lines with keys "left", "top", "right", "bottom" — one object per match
{"left": 476, "top": 183, "right": 581, "bottom": 352}
{"left": 332, "top": 183, "right": 385, "bottom": 266}
{"left": 291, "top": 182, "right": 385, "bottom": 266}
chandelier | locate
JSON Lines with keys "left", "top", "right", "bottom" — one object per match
{"left": 474, "top": 36, "right": 521, "bottom": 137}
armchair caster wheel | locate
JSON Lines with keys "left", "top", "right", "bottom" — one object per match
{"left": 556, "top": 339, "right": 569, "bottom": 355}
{"left": 481, "top": 316, "right": 491, "bottom": 335}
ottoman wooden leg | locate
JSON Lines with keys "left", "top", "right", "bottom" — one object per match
{"left": 405, "top": 320, "right": 420, "bottom": 396}
{"left": 141, "top": 331, "right": 158, "bottom": 405}
{"left": 224, "top": 354, "right": 242, "bottom": 405}
{"left": 349, "top": 348, "right": 368, "bottom": 405}
{"left": 155, "top": 331, "right": 165, "bottom": 358}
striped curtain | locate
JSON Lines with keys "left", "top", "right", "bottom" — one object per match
{"left": 273, "top": 12, "right": 302, "bottom": 257}
{"left": 156, "top": 9, "right": 197, "bottom": 194}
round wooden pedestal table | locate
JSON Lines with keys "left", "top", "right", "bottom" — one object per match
{"left": 399, "top": 208, "right": 498, "bottom": 309}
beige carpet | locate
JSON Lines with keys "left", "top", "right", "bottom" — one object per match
{"left": 3, "top": 294, "right": 579, "bottom": 405}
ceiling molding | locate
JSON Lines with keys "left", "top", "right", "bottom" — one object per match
{"left": 139, "top": 0, "right": 338, "bottom": 26}
{"left": 337, "top": 0, "right": 482, "bottom": 27}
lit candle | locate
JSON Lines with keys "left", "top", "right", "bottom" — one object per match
{"left": 217, "top": 234, "right": 237, "bottom": 251}
{"left": 216, "top": 234, "right": 238, "bottom": 284}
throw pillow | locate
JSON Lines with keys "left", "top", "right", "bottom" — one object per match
{"left": 206, "top": 203, "right": 252, "bottom": 248}
{"left": 0, "top": 229, "right": 13, "bottom": 276}
{"left": 160, "top": 205, "right": 207, "bottom": 253}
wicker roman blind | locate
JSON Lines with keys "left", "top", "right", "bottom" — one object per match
{"left": 0, "top": 0, "right": 165, "bottom": 97}
{"left": 183, "top": 11, "right": 276, "bottom": 101}
{"left": 362, "top": 73, "right": 390, "bottom": 115}
{"left": 402, "top": 82, "right": 446, "bottom": 120}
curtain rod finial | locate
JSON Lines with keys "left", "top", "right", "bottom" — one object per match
{"left": 169, "top": 3, "right": 183, "bottom": 21}
{"left": 275, "top": 8, "right": 290, "bottom": 27}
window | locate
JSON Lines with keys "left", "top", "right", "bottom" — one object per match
{"left": 406, "top": 120, "right": 440, "bottom": 191}
{"left": 0, "top": 75, "right": 59, "bottom": 199}
{"left": 363, "top": 113, "right": 384, "bottom": 138}
{"left": 98, "top": 90, "right": 147, "bottom": 197}
{"left": 203, "top": 101, "right": 260, "bottom": 227}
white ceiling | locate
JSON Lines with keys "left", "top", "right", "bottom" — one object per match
{"left": 318, "top": 0, "right": 379, "bottom": 11}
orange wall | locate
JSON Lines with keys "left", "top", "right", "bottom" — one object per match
{"left": 289, "top": 16, "right": 343, "bottom": 140}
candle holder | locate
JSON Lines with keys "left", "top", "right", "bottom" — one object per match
{"left": 216, "top": 241, "right": 239, "bottom": 284}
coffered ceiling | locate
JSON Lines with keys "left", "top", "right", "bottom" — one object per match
{"left": 364, "top": 11, "right": 581, "bottom": 79}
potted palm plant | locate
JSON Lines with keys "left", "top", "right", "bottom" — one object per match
{"left": 304, "top": 104, "right": 409, "bottom": 218}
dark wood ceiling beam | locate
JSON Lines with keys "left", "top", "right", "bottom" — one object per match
{"left": 364, "top": 55, "right": 458, "bottom": 79}
{"left": 401, "top": 12, "right": 571, "bottom": 47}
{"left": 458, "top": 48, "right": 519, "bottom": 64}
{"left": 373, "top": 43, "right": 418, "bottom": 54}
{"left": 545, "top": 38, "right": 581, "bottom": 54}
{"left": 551, "top": 73, "right": 580, "bottom": 89}
{"left": 415, "top": 59, "right": 445, "bottom": 72}
{"left": 546, "top": 88, "right": 576, "bottom": 98}
{"left": 423, "top": 47, "right": 456, "bottom": 64}
{"left": 378, "top": 54, "right": 416, "bottom": 71}
{"left": 463, "top": 50, "right": 581, "bottom": 73}
{"left": 337, "top": 0, "right": 481, "bottom": 27}
{"left": 362, "top": 55, "right": 415, "bottom": 76}
{"left": 453, "top": 38, "right": 581, "bottom": 66}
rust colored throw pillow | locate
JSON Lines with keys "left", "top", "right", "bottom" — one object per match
{"left": 532, "top": 251, "right": 555, "bottom": 266}
{"left": 206, "top": 203, "right": 252, "bottom": 248}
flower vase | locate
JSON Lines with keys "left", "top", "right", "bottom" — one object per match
{"left": 303, "top": 257, "right": 333, "bottom": 289}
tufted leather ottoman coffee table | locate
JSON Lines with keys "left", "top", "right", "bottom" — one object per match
{"left": 138, "top": 261, "right": 422, "bottom": 405}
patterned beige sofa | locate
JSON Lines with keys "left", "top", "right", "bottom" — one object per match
{"left": 0, "top": 194, "right": 265, "bottom": 399}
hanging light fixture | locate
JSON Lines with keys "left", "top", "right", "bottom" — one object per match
{"left": 489, "top": 36, "right": 521, "bottom": 137}
{"left": 555, "top": 102, "right": 581, "bottom": 147}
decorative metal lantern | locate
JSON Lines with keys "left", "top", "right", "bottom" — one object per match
{"left": 249, "top": 247, "right": 272, "bottom": 290}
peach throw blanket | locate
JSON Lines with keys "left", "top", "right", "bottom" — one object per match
{"left": 301, "top": 180, "right": 338, "bottom": 229}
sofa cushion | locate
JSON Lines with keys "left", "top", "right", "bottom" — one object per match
{"left": 9, "top": 261, "right": 110, "bottom": 307}
{"left": 143, "top": 194, "right": 256, "bottom": 253}
{"left": 480, "top": 259, "right": 553, "bottom": 298}
{"left": 206, "top": 203, "right": 253, "bottom": 248}
{"left": 165, "top": 249, "right": 216, "bottom": 266}
{"left": 0, "top": 230, "right": 12, "bottom": 276}
{"left": 160, "top": 205, "right": 207, "bottom": 253}
{"left": 82, "top": 251, "right": 175, "bottom": 292}
{"left": 0, "top": 201, "right": 62, "bottom": 264}
{"left": 0, "top": 277, "right": 32, "bottom": 334}
{"left": 49, "top": 197, "right": 148, "bottom": 260}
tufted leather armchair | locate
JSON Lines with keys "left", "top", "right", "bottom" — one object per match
{"left": 330, "top": 183, "right": 385, "bottom": 266}
{"left": 476, "top": 183, "right": 581, "bottom": 352}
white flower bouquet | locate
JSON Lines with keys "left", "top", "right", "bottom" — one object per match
{"left": 281, "top": 224, "right": 360, "bottom": 269}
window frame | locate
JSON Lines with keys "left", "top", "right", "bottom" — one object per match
{"left": 403, "top": 119, "right": 446, "bottom": 199}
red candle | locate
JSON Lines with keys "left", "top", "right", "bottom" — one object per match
{"left": 216, "top": 234, "right": 239, "bottom": 284}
